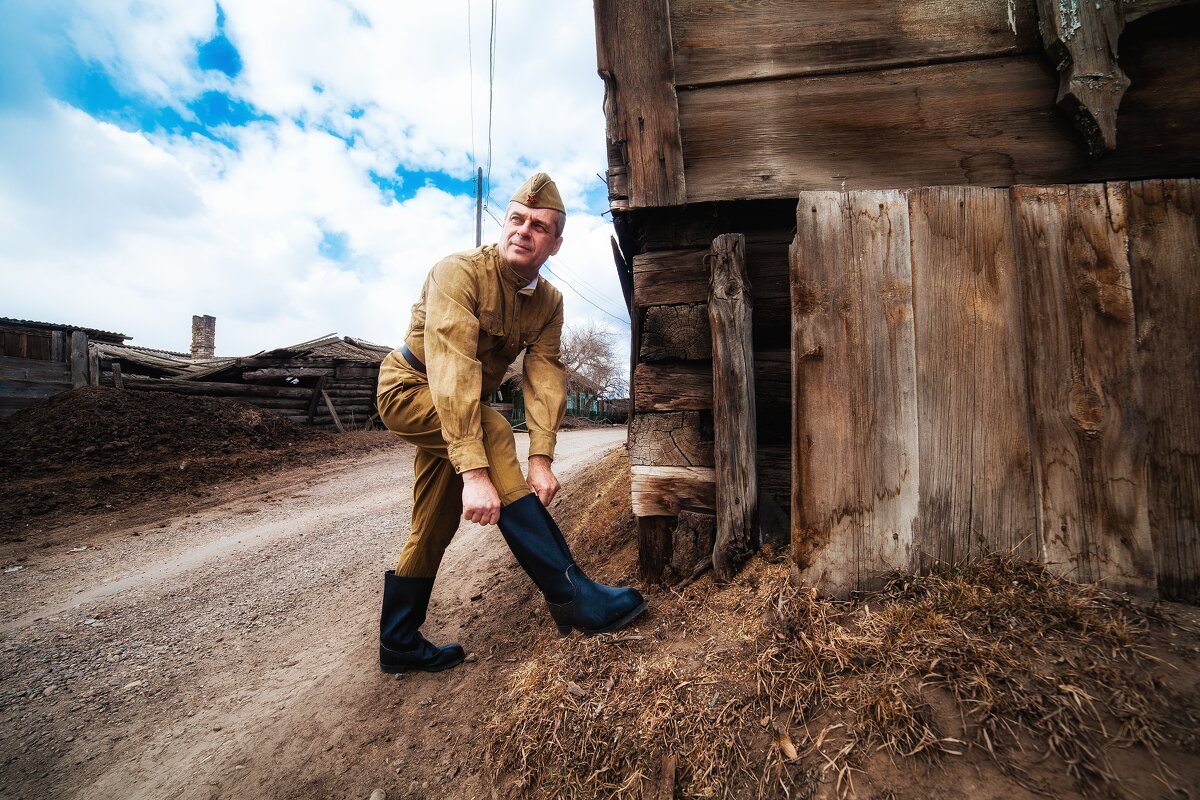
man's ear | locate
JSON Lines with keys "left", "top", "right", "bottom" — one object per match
{"left": 549, "top": 236, "right": 564, "bottom": 257}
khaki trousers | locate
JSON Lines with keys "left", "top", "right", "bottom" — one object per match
{"left": 377, "top": 381, "right": 531, "bottom": 578}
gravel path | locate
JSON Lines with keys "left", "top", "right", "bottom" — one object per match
{"left": 0, "top": 427, "right": 626, "bottom": 800}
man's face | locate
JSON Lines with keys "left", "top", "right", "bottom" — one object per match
{"left": 498, "top": 202, "right": 564, "bottom": 278}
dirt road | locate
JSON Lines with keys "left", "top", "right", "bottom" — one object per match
{"left": 0, "top": 427, "right": 627, "bottom": 800}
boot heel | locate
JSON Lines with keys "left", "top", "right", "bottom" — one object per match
{"left": 556, "top": 624, "right": 573, "bottom": 636}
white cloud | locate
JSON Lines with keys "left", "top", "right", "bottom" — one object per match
{"left": 0, "top": 0, "right": 626, "bottom": 364}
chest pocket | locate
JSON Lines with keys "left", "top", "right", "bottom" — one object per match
{"left": 478, "top": 310, "right": 505, "bottom": 338}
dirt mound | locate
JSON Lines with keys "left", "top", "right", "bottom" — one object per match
{"left": 483, "top": 453, "right": 1200, "bottom": 800}
{"left": 0, "top": 387, "right": 394, "bottom": 535}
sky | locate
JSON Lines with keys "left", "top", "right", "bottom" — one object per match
{"left": 0, "top": 0, "right": 630, "bottom": 358}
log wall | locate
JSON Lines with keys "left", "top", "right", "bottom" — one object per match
{"left": 790, "top": 180, "right": 1198, "bottom": 601}
{"left": 598, "top": 1, "right": 1200, "bottom": 208}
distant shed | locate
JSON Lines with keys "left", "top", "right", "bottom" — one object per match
{"left": 595, "top": 0, "right": 1200, "bottom": 601}
{"left": 0, "top": 318, "right": 128, "bottom": 416}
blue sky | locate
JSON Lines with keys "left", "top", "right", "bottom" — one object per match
{"left": 0, "top": 1, "right": 628, "bottom": 356}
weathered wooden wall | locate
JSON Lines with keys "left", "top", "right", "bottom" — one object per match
{"left": 598, "top": 1, "right": 1200, "bottom": 208}
{"left": 109, "top": 367, "right": 380, "bottom": 431}
{"left": 790, "top": 180, "right": 1197, "bottom": 601}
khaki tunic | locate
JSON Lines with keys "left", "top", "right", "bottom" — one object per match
{"left": 377, "top": 244, "right": 567, "bottom": 474}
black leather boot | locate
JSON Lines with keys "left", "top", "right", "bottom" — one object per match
{"left": 498, "top": 494, "right": 646, "bottom": 636}
{"left": 379, "top": 571, "right": 465, "bottom": 673}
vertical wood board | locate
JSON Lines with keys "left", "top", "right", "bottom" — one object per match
{"left": 790, "top": 190, "right": 918, "bottom": 595}
{"left": 594, "top": 0, "right": 687, "bottom": 208}
{"left": 910, "top": 186, "right": 1039, "bottom": 568}
{"left": 1129, "top": 179, "right": 1200, "bottom": 602}
{"left": 709, "top": 234, "right": 757, "bottom": 581}
{"left": 1014, "top": 183, "right": 1156, "bottom": 593}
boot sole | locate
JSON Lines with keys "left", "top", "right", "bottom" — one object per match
{"left": 380, "top": 653, "right": 466, "bottom": 674}
{"left": 556, "top": 599, "right": 647, "bottom": 637}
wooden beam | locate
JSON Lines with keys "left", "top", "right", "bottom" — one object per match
{"left": 632, "top": 249, "right": 708, "bottom": 307}
{"left": 676, "top": 51, "right": 1200, "bottom": 202}
{"left": 708, "top": 234, "right": 757, "bottom": 582}
{"left": 122, "top": 377, "right": 313, "bottom": 399}
{"left": 631, "top": 465, "right": 716, "bottom": 516}
{"left": 790, "top": 190, "right": 919, "bottom": 596}
{"left": 111, "top": 362, "right": 124, "bottom": 390}
{"left": 594, "top": 0, "right": 686, "bottom": 209}
{"left": 669, "top": 0, "right": 1039, "bottom": 87}
{"left": 637, "top": 516, "right": 674, "bottom": 583}
{"left": 1014, "top": 182, "right": 1155, "bottom": 594}
{"left": 633, "top": 362, "right": 712, "bottom": 412}
{"left": 1129, "top": 178, "right": 1200, "bottom": 603}
{"left": 321, "top": 389, "right": 345, "bottom": 433}
{"left": 243, "top": 368, "right": 334, "bottom": 380}
{"left": 628, "top": 411, "right": 713, "bottom": 468}
{"left": 639, "top": 303, "right": 711, "bottom": 361}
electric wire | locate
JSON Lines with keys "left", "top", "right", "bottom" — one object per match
{"left": 466, "top": 0, "right": 476, "bottom": 174}
{"left": 484, "top": 0, "right": 497, "bottom": 208}
{"left": 484, "top": 206, "right": 630, "bottom": 326}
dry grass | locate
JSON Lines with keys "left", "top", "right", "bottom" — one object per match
{"left": 484, "top": 554, "right": 1198, "bottom": 800}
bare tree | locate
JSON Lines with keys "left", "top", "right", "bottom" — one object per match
{"left": 560, "top": 321, "right": 628, "bottom": 400}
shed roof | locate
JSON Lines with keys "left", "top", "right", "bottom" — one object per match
{"left": 0, "top": 317, "right": 128, "bottom": 343}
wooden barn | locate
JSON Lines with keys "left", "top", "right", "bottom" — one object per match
{"left": 594, "top": 0, "right": 1200, "bottom": 601}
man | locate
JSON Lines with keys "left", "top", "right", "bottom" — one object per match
{"left": 374, "top": 172, "right": 646, "bottom": 673}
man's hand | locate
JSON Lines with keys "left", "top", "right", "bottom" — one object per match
{"left": 526, "top": 455, "right": 560, "bottom": 507}
{"left": 461, "top": 468, "right": 501, "bottom": 525}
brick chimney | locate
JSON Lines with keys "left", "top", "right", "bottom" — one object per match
{"left": 191, "top": 314, "right": 216, "bottom": 359}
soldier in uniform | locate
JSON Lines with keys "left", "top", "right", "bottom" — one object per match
{"left": 374, "top": 172, "right": 646, "bottom": 673}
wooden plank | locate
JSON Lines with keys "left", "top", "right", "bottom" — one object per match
{"left": 633, "top": 362, "right": 712, "bottom": 412}
{"left": 632, "top": 249, "right": 708, "bottom": 307}
{"left": 111, "top": 362, "right": 124, "bottom": 390}
{"left": 321, "top": 389, "right": 345, "bottom": 433}
{"left": 0, "top": 380, "right": 70, "bottom": 399}
{"left": 1129, "top": 178, "right": 1200, "bottom": 603}
{"left": 677, "top": 52, "right": 1200, "bottom": 202}
{"left": 123, "top": 377, "right": 314, "bottom": 399}
{"left": 87, "top": 346, "right": 99, "bottom": 386}
{"left": 0, "top": 356, "right": 72, "bottom": 382}
{"left": 628, "top": 411, "right": 713, "bottom": 467}
{"left": 910, "top": 186, "right": 1039, "bottom": 568}
{"left": 243, "top": 368, "right": 334, "bottom": 380}
{"left": 69, "top": 332, "right": 88, "bottom": 388}
{"left": 670, "top": 0, "right": 1039, "bottom": 87}
{"left": 639, "top": 303, "right": 711, "bottom": 361}
{"left": 1014, "top": 183, "right": 1155, "bottom": 594}
{"left": 637, "top": 516, "right": 674, "bottom": 583}
{"left": 631, "top": 465, "right": 716, "bottom": 516}
{"left": 790, "top": 190, "right": 919, "bottom": 596}
{"left": 709, "top": 234, "right": 757, "bottom": 581}
{"left": 594, "top": 0, "right": 686, "bottom": 209}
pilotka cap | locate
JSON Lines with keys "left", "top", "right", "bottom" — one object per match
{"left": 511, "top": 172, "right": 565, "bottom": 214}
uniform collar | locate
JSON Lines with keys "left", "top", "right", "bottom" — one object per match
{"left": 494, "top": 246, "right": 541, "bottom": 295}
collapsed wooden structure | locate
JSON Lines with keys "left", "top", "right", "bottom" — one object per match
{"left": 95, "top": 334, "right": 390, "bottom": 431}
{"left": 595, "top": 0, "right": 1200, "bottom": 601}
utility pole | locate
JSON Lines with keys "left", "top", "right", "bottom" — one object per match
{"left": 475, "top": 167, "right": 483, "bottom": 247}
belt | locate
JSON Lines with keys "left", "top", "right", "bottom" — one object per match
{"left": 400, "top": 344, "right": 426, "bottom": 374}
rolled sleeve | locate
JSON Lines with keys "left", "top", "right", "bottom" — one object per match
{"left": 424, "top": 259, "right": 489, "bottom": 474}
{"left": 522, "top": 297, "right": 567, "bottom": 461}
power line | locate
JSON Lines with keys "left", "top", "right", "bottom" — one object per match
{"left": 483, "top": 206, "right": 630, "bottom": 326}
{"left": 466, "top": 0, "right": 476, "bottom": 172}
{"left": 484, "top": 0, "right": 497, "bottom": 207}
